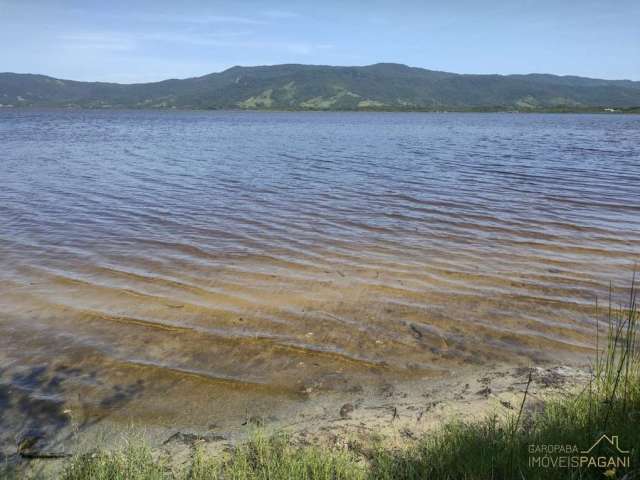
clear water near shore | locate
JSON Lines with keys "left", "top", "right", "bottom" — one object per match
{"left": 1, "top": 110, "right": 639, "bottom": 443}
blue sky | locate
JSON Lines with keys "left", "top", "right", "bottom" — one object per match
{"left": 1, "top": 0, "right": 638, "bottom": 83}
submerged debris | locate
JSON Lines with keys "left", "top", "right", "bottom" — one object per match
{"left": 339, "top": 403, "right": 355, "bottom": 419}
{"left": 162, "top": 432, "right": 225, "bottom": 446}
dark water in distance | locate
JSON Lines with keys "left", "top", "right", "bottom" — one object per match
{"left": 1, "top": 110, "right": 639, "bottom": 433}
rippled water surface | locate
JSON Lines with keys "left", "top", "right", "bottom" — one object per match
{"left": 1, "top": 110, "right": 639, "bottom": 437}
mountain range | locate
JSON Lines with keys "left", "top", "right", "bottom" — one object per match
{"left": 1, "top": 63, "right": 639, "bottom": 111}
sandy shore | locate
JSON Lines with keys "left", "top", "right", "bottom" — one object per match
{"left": 9, "top": 360, "right": 592, "bottom": 477}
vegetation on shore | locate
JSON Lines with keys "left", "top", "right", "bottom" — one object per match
{"left": 3, "top": 278, "right": 638, "bottom": 479}
{"left": 1, "top": 63, "right": 639, "bottom": 112}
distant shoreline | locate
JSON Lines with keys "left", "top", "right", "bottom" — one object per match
{"left": 1, "top": 105, "right": 639, "bottom": 114}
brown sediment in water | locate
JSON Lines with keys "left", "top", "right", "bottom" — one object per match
{"left": 0, "top": 241, "right": 625, "bottom": 460}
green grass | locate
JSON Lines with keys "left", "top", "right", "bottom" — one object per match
{"left": 51, "top": 432, "right": 366, "bottom": 480}
{"left": 60, "top": 439, "right": 168, "bottom": 480}
{"left": 365, "top": 277, "right": 639, "bottom": 479}
{"left": 4, "top": 278, "right": 638, "bottom": 479}
{"left": 186, "top": 433, "right": 366, "bottom": 480}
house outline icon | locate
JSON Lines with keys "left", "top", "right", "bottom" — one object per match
{"left": 581, "top": 435, "right": 629, "bottom": 454}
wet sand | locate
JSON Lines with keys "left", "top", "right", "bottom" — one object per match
{"left": 6, "top": 361, "right": 593, "bottom": 478}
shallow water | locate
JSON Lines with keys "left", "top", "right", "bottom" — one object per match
{"left": 1, "top": 110, "right": 639, "bottom": 441}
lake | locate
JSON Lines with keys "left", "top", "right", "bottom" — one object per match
{"left": 1, "top": 110, "right": 639, "bottom": 443}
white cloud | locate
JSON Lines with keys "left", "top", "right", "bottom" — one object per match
{"left": 129, "top": 12, "right": 267, "bottom": 26}
{"left": 283, "top": 42, "right": 333, "bottom": 55}
{"left": 140, "top": 31, "right": 252, "bottom": 46}
{"left": 58, "top": 33, "right": 135, "bottom": 51}
{"left": 59, "top": 28, "right": 334, "bottom": 58}
{"left": 262, "top": 10, "right": 301, "bottom": 19}
{"left": 178, "top": 14, "right": 267, "bottom": 25}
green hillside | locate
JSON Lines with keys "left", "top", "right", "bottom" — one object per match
{"left": 1, "top": 63, "right": 639, "bottom": 111}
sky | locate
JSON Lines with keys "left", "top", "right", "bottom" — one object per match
{"left": 1, "top": 0, "right": 638, "bottom": 83}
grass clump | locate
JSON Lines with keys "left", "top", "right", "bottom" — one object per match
{"left": 186, "top": 432, "right": 365, "bottom": 480}
{"left": 59, "top": 433, "right": 364, "bottom": 480}
{"left": 55, "top": 277, "right": 639, "bottom": 480}
{"left": 62, "top": 439, "right": 168, "bottom": 480}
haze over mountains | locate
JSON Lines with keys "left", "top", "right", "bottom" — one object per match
{"left": 1, "top": 63, "right": 639, "bottom": 111}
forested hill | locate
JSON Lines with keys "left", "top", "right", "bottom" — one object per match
{"left": 1, "top": 63, "right": 639, "bottom": 111}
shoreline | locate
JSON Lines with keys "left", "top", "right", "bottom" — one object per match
{"left": 1, "top": 105, "right": 639, "bottom": 114}
{"left": 7, "top": 359, "right": 593, "bottom": 478}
